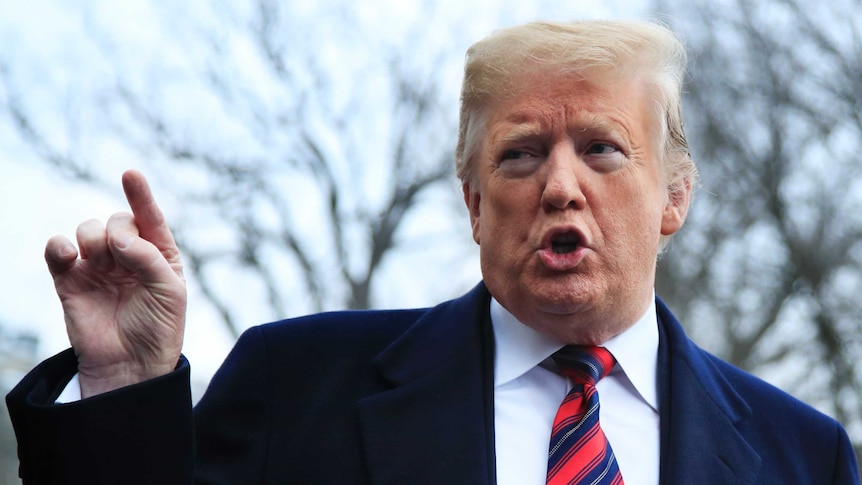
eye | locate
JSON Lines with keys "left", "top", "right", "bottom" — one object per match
{"left": 586, "top": 143, "right": 619, "bottom": 155}
{"left": 583, "top": 142, "right": 625, "bottom": 172}
{"left": 498, "top": 148, "right": 542, "bottom": 177}
{"left": 502, "top": 149, "right": 534, "bottom": 160}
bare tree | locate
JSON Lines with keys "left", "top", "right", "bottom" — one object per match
{"left": 1, "top": 1, "right": 471, "bottom": 339}
{"left": 655, "top": 0, "right": 862, "bottom": 454}
{"left": 9, "top": 0, "right": 858, "bottom": 471}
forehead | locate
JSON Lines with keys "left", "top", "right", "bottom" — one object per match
{"left": 484, "top": 71, "right": 654, "bottom": 138}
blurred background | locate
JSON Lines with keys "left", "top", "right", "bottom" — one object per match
{"left": 1, "top": 0, "right": 860, "bottom": 481}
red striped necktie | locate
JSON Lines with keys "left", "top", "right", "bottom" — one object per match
{"left": 546, "top": 346, "right": 624, "bottom": 485}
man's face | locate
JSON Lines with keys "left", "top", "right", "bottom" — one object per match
{"left": 463, "top": 72, "right": 689, "bottom": 344}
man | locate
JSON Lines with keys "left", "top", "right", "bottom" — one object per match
{"left": 7, "top": 20, "right": 859, "bottom": 484}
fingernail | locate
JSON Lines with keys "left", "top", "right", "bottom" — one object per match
{"left": 57, "top": 243, "right": 76, "bottom": 258}
{"left": 113, "top": 231, "right": 135, "bottom": 250}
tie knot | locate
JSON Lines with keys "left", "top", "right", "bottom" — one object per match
{"left": 552, "top": 346, "right": 615, "bottom": 386}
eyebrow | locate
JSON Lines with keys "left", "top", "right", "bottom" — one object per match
{"left": 575, "top": 114, "right": 626, "bottom": 136}
{"left": 490, "top": 109, "right": 633, "bottom": 147}
{"left": 492, "top": 120, "right": 544, "bottom": 145}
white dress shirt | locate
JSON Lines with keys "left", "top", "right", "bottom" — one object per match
{"left": 56, "top": 373, "right": 81, "bottom": 402}
{"left": 492, "top": 296, "right": 660, "bottom": 485}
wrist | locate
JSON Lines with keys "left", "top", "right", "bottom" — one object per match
{"left": 78, "top": 360, "right": 177, "bottom": 398}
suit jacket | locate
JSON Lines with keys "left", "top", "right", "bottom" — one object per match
{"left": 6, "top": 282, "right": 859, "bottom": 484}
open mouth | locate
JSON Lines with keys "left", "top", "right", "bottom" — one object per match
{"left": 550, "top": 232, "right": 581, "bottom": 254}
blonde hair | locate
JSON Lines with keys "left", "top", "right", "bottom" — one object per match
{"left": 455, "top": 20, "right": 697, "bottom": 207}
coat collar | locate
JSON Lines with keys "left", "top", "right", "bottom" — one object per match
{"left": 357, "top": 285, "right": 764, "bottom": 484}
{"left": 358, "top": 283, "right": 496, "bottom": 485}
{"left": 656, "top": 297, "right": 762, "bottom": 484}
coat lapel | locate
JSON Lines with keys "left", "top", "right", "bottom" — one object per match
{"left": 657, "top": 298, "right": 762, "bottom": 484}
{"left": 358, "top": 283, "right": 496, "bottom": 485}
{"left": 357, "top": 290, "right": 765, "bottom": 484}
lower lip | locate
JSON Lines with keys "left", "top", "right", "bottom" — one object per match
{"left": 538, "top": 246, "right": 588, "bottom": 271}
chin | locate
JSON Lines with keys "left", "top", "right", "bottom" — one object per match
{"left": 529, "top": 276, "right": 598, "bottom": 313}
{"left": 526, "top": 315, "right": 614, "bottom": 346}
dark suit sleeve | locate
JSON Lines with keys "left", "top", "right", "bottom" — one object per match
{"left": 5, "top": 349, "right": 194, "bottom": 485}
{"left": 193, "top": 325, "right": 274, "bottom": 484}
{"left": 831, "top": 421, "right": 860, "bottom": 484}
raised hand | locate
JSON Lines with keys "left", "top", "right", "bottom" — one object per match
{"left": 45, "top": 170, "right": 187, "bottom": 398}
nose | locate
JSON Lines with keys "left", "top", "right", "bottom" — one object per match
{"left": 541, "top": 148, "right": 586, "bottom": 211}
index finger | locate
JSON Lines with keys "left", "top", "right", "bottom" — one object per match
{"left": 121, "top": 170, "right": 179, "bottom": 262}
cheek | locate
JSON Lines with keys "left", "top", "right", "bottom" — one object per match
{"left": 479, "top": 185, "right": 537, "bottom": 248}
{"left": 597, "top": 186, "right": 665, "bottom": 249}
{"left": 483, "top": 180, "right": 534, "bottom": 217}
{"left": 502, "top": 175, "right": 546, "bottom": 203}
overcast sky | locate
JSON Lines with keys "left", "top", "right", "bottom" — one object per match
{"left": 0, "top": 0, "right": 654, "bottom": 387}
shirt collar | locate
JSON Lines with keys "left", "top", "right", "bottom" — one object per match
{"left": 491, "top": 297, "right": 564, "bottom": 387}
{"left": 601, "top": 297, "right": 659, "bottom": 411}
{"left": 491, "top": 295, "right": 659, "bottom": 411}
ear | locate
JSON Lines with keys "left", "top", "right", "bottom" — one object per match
{"left": 660, "top": 178, "right": 691, "bottom": 236}
{"left": 462, "top": 183, "right": 481, "bottom": 244}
